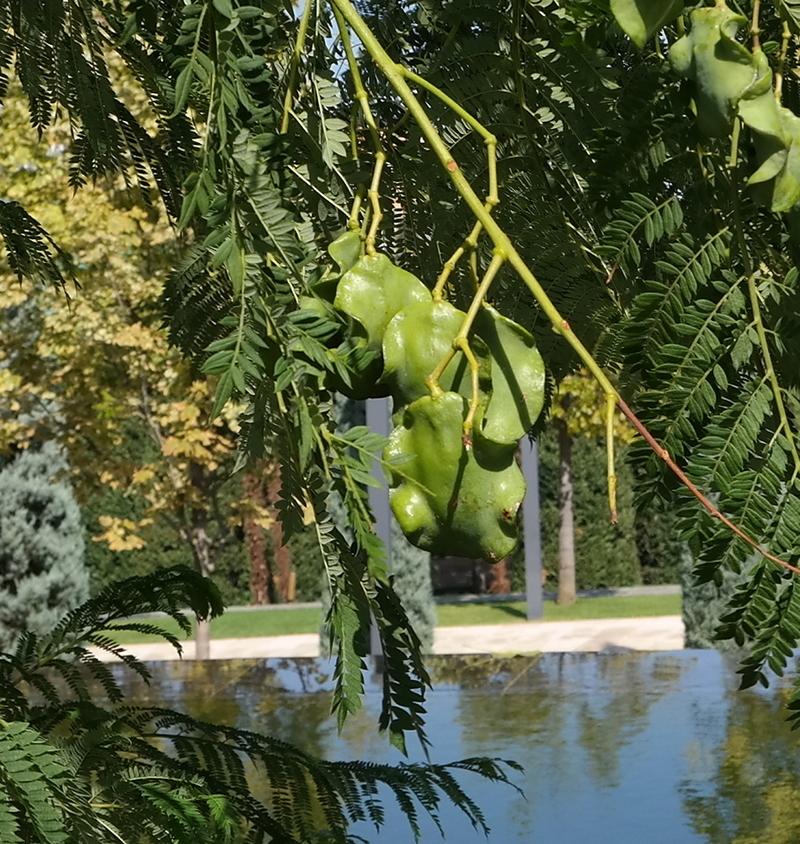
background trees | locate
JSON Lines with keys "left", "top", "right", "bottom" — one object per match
{"left": 0, "top": 79, "right": 287, "bottom": 645}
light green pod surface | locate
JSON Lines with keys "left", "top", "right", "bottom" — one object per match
{"left": 473, "top": 305, "right": 545, "bottom": 445}
{"left": 333, "top": 253, "right": 431, "bottom": 353}
{"left": 308, "top": 230, "right": 363, "bottom": 306}
{"left": 328, "top": 229, "right": 362, "bottom": 274}
{"left": 669, "top": 6, "right": 756, "bottom": 138}
{"left": 381, "top": 300, "right": 491, "bottom": 409}
{"left": 385, "top": 392, "right": 525, "bottom": 562}
{"left": 610, "top": 0, "right": 683, "bottom": 50}
{"left": 738, "top": 54, "right": 800, "bottom": 213}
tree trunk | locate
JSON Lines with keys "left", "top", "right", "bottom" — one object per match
{"left": 557, "top": 418, "right": 577, "bottom": 606}
{"left": 266, "top": 472, "right": 294, "bottom": 603}
{"left": 192, "top": 513, "right": 213, "bottom": 658}
{"left": 489, "top": 557, "right": 511, "bottom": 594}
{"left": 188, "top": 462, "right": 213, "bottom": 658}
{"left": 195, "top": 619, "right": 210, "bottom": 660}
{"left": 243, "top": 472, "right": 272, "bottom": 604}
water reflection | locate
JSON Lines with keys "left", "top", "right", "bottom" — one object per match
{"left": 681, "top": 655, "right": 800, "bottom": 844}
{"left": 109, "top": 652, "right": 800, "bottom": 844}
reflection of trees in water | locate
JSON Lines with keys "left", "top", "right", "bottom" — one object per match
{"left": 437, "top": 652, "right": 689, "bottom": 838}
{"left": 576, "top": 652, "right": 687, "bottom": 789}
{"left": 682, "top": 681, "right": 800, "bottom": 844}
{"left": 108, "top": 658, "right": 338, "bottom": 756}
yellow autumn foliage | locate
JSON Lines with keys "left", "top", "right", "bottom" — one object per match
{"left": 0, "top": 79, "right": 245, "bottom": 561}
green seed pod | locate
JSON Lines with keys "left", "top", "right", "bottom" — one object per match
{"left": 669, "top": 6, "right": 757, "bottom": 138}
{"left": 328, "top": 229, "right": 362, "bottom": 274}
{"left": 331, "top": 253, "right": 431, "bottom": 399}
{"left": 738, "top": 51, "right": 800, "bottom": 213}
{"left": 385, "top": 392, "right": 525, "bottom": 562}
{"left": 610, "top": 0, "right": 683, "bottom": 50}
{"left": 381, "top": 299, "right": 491, "bottom": 410}
{"left": 334, "top": 253, "right": 431, "bottom": 351}
{"left": 473, "top": 304, "right": 546, "bottom": 446}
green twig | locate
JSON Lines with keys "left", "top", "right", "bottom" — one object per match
{"left": 427, "top": 253, "right": 505, "bottom": 441}
{"left": 402, "top": 68, "right": 499, "bottom": 297}
{"left": 605, "top": 393, "right": 618, "bottom": 524}
{"left": 729, "top": 119, "right": 800, "bottom": 477}
{"left": 332, "top": 4, "right": 386, "bottom": 254}
{"left": 776, "top": 22, "right": 791, "bottom": 103}
{"left": 280, "top": 0, "right": 313, "bottom": 134}
{"left": 751, "top": 0, "right": 761, "bottom": 52}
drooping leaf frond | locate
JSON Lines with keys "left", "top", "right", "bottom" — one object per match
{"left": 0, "top": 569, "right": 520, "bottom": 844}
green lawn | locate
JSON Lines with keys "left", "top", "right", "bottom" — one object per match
{"left": 436, "top": 593, "right": 681, "bottom": 625}
{"left": 109, "top": 593, "right": 681, "bottom": 644}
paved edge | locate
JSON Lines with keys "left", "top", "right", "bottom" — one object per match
{"left": 91, "top": 616, "right": 685, "bottom": 661}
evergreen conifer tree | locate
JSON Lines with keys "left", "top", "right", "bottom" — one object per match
{"left": 681, "top": 546, "right": 746, "bottom": 651}
{"left": 0, "top": 442, "right": 89, "bottom": 648}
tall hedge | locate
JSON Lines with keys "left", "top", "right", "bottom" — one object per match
{"left": 510, "top": 429, "right": 640, "bottom": 591}
{"left": 0, "top": 443, "right": 89, "bottom": 648}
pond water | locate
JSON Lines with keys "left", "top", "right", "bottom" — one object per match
{"left": 113, "top": 651, "right": 800, "bottom": 844}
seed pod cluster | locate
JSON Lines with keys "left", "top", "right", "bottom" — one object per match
{"left": 303, "top": 231, "right": 547, "bottom": 562}
{"left": 670, "top": 4, "right": 800, "bottom": 213}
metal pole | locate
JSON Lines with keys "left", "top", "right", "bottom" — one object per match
{"left": 522, "top": 438, "right": 544, "bottom": 620}
{"left": 366, "top": 396, "right": 392, "bottom": 655}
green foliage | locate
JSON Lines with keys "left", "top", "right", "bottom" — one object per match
{"left": 0, "top": 201, "right": 72, "bottom": 289}
{"left": 0, "top": 568, "right": 520, "bottom": 844}
{"left": 6, "top": 0, "right": 800, "bottom": 753}
{"left": 76, "top": 417, "right": 251, "bottom": 605}
{"left": 0, "top": 442, "right": 89, "bottom": 650}
{"left": 681, "top": 545, "right": 746, "bottom": 652}
{"left": 634, "top": 498, "right": 682, "bottom": 586}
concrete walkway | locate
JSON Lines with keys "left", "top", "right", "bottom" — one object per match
{"left": 91, "top": 616, "right": 684, "bottom": 661}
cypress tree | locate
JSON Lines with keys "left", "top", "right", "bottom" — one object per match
{"left": 0, "top": 442, "right": 89, "bottom": 648}
{"left": 681, "top": 546, "right": 746, "bottom": 651}
{"left": 390, "top": 519, "right": 435, "bottom": 651}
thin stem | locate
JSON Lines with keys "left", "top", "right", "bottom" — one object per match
{"left": 333, "top": 3, "right": 386, "bottom": 253}
{"left": 469, "top": 250, "right": 479, "bottom": 291}
{"left": 729, "top": 120, "right": 800, "bottom": 476}
{"left": 427, "top": 253, "right": 504, "bottom": 396}
{"left": 402, "top": 67, "right": 499, "bottom": 288}
{"left": 775, "top": 22, "right": 791, "bottom": 103}
{"left": 280, "top": 0, "right": 313, "bottom": 133}
{"left": 605, "top": 393, "right": 618, "bottom": 524}
{"left": 329, "top": 0, "right": 800, "bottom": 575}
{"left": 348, "top": 184, "right": 366, "bottom": 229}
{"left": 365, "top": 153, "right": 386, "bottom": 253}
{"left": 617, "top": 398, "right": 800, "bottom": 576}
{"left": 751, "top": 0, "right": 761, "bottom": 52}
{"left": 402, "top": 68, "right": 499, "bottom": 206}
{"left": 459, "top": 251, "right": 505, "bottom": 342}
{"left": 433, "top": 220, "right": 482, "bottom": 299}
{"left": 426, "top": 253, "right": 505, "bottom": 439}
{"left": 456, "top": 336, "right": 483, "bottom": 441}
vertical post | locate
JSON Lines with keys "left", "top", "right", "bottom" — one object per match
{"left": 366, "top": 396, "right": 392, "bottom": 655}
{"left": 522, "top": 438, "right": 544, "bottom": 620}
